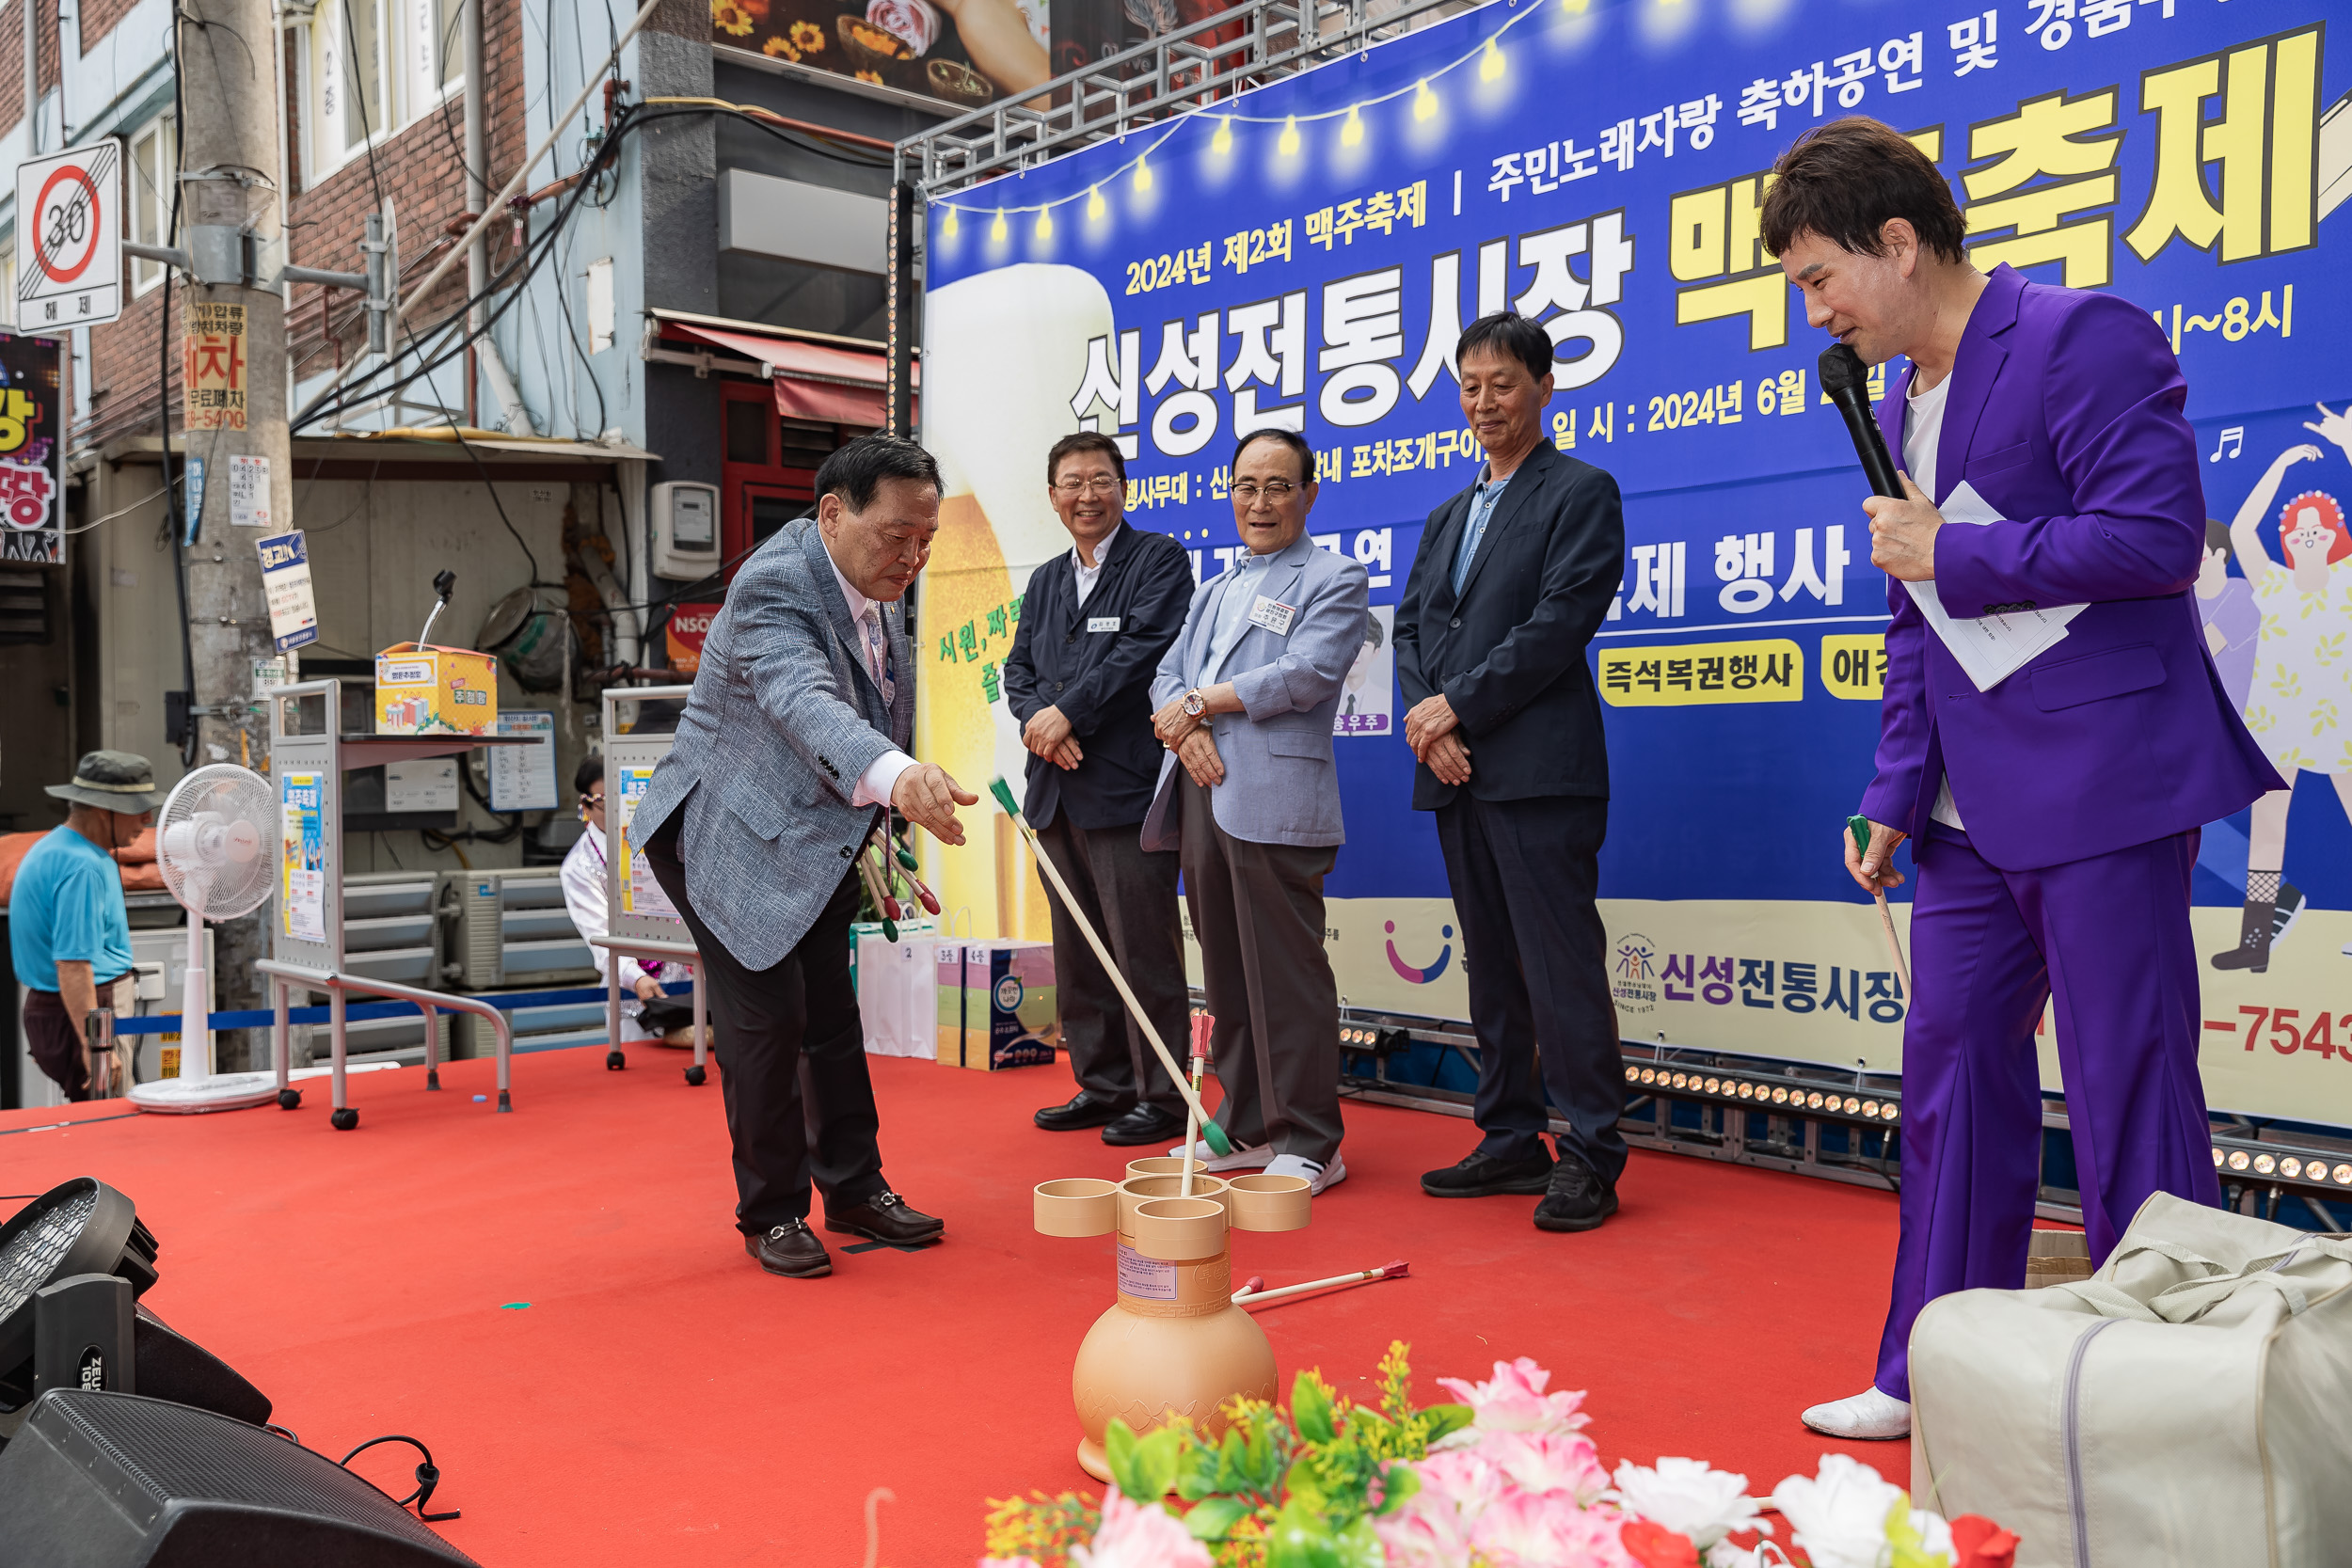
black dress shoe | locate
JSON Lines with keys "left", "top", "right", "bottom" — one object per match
{"left": 1421, "top": 1148, "right": 1555, "bottom": 1197}
{"left": 1101, "top": 1103, "right": 1186, "bottom": 1147}
{"left": 1533, "top": 1153, "right": 1618, "bottom": 1232}
{"left": 823, "top": 1189, "right": 946, "bottom": 1245}
{"left": 1035, "top": 1091, "right": 1133, "bottom": 1132}
{"left": 743, "top": 1218, "right": 832, "bottom": 1277}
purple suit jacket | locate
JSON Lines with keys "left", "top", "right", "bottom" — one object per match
{"left": 1859, "top": 264, "right": 2282, "bottom": 872}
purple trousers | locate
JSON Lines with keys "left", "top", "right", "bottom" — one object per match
{"left": 1874, "top": 825, "right": 2222, "bottom": 1402}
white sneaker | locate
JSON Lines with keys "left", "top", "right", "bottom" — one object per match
{"left": 1166, "top": 1136, "right": 1273, "bottom": 1172}
{"left": 1264, "top": 1152, "right": 1346, "bottom": 1195}
{"left": 1800, "top": 1386, "right": 1911, "bottom": 1440}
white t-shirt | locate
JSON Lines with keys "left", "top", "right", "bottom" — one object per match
{"left": 1902, "top": 371, "right": 1964, "bottom": 832}
{"left": 1072, "top": 523, "right": 1119, "bottom": 609}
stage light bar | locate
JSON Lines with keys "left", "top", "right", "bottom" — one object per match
{"left": 2206, "top": 1140, "right": 2352, "bottom": 1194}
{"left": 1620, "top": 1061, "right": 1901, "bottom": 1128}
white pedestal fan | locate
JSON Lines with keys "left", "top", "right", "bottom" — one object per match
{"left": 128, "top": 765, "right": 283, "bottom": 1114}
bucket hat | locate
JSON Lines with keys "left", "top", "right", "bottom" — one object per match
{"left": 47, "top": 750, "right": 164, "bottom": 813}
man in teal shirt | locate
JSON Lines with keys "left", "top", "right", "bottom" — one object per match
{"left": 12, "top": 751, "right": 158, "bottom": 1099}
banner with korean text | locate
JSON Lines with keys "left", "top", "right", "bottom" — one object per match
{"left": 917, "top": 0, "right": 2350, "bottom": 1124}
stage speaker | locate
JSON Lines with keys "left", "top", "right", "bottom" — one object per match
{"left": 132, "top": 1303, "right": 272, "bottom": 1428}
{"left": 0, "top": 1389, "right": 477, "bottom": 1567}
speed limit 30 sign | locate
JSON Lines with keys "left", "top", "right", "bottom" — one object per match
{"left": 15, "top": 142, "right": 122, "bottom": 330}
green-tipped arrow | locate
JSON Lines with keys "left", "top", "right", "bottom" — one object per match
{"left": 989, "top": 775, "right": 1230, "bottom": 1159}
{"left": 1847, "top": 814, "right": 1871, "bottom": 861}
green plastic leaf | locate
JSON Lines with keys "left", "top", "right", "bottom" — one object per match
{"left": 1419, "top": 1403, "right": 1474, "bottom": 1443}
{"left": 1130, "top": 1424, "right": 1184, "bottom": 1502}
{"left": 1373, "top": 1462, "right": 1420, "bottom": 1516}
{"left": 1104, "top": 1419, "right": 1149, "bottom": 1500}
{"left": 1292, "top": 1370, "right": 1338, "bottom": 1445}
{"left": 1183, "top": 1497, "right": 1253, "bottom": 1542}
{"left": 1263, "top": 1500, "right": 1385, "bottom": 1568}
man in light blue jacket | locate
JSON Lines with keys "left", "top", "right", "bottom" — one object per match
{"left": 1144, "top": 428, "right": 1370, "bottom": 1194}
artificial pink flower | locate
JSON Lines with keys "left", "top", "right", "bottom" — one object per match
{"left": 979, "top": 1560, "right": 1044, "bottom": 1568}
{"left": 1414, "top": 1447, "right": 1506, "bottom": 1514}
{"left": 1480, "top": 1430, "right": 1612, "bottom": 1507}
{"left": 1070, "top": 1487, "right": 1211, "bottom": 1568}
{"left": 1470, "top": 1491, "right": 1635, "bottom": 1568}
{"left": 1435, "top": 1357, "right": 1593, "bottom": 1445}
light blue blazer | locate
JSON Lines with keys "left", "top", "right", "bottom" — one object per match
{"left": 1141, "top": 531, "right": 1370, "bottom": 851}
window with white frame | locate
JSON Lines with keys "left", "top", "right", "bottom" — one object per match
{"left": 307, "top": 0, "right": 464, "bottom": 182}
{"left": 129, "top": 114, "right": 179, "bottom": 296}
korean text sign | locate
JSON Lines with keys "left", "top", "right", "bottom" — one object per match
{"left": 919, "top": 0, "right": 2350, "bottom": 1122}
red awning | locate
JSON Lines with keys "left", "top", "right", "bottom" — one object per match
{"left": 661, "top": 322, "right": 917, "bottom": 428}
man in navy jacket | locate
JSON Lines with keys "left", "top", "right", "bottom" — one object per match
{"left": 1395, "top": 312, "right": 1629, "bottom": 1234}
{"left": 1003, "top": 433, "right": 1197, "bottom": 1145}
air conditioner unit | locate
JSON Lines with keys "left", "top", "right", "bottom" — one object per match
{"left": 438, "top": 868, "right": 596, "bottom": 990}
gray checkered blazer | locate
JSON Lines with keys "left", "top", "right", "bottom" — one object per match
{"left": 631, "top": 518, "right": 913, "bottom": 970}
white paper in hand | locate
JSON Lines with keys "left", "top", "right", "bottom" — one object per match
{"left": 1906, "top": 481, "right": 2088, "bottom": 691}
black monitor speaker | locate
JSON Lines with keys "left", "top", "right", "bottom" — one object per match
{"left": 0, "top": 1389, "right": 477, "bottom": 1567}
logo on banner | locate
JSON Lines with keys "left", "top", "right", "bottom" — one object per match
{"left": 1384, "top": 920, "right": 1453, "bottom": 984}
{"left": 1611, "top": 933, "right": 1661, "bottom": 1017}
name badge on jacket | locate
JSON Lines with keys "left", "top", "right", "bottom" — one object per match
{"left": 1087, "top": 616, "right": 1121, "bottom": 632}
{"left": 1248, "top": 596, "right": 1297, "bottom": 636}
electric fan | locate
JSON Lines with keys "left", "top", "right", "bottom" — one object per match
{"left": 128, "top": 765, "right": 283, "bottom": 1114}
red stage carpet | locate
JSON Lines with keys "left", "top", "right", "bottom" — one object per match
{"left": 1, "top": 1050, "right": 1913, "bottom": 1566}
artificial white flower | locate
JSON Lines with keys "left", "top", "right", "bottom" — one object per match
{"left": 1612, "top": 1457, "right": 1764, "bottom": 1549}
{"left": 1769, "top": 1454, "right": 1904, "bottom": 1568}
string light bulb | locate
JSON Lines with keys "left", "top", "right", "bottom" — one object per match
{"left": 1134, "top": 156, "right": 1153, "bottom": 192}
{"left": 990, "top": 208, "right": 1007, "bottom": 242}
{"left": 1212, "top": 117, "right": 1233, "bottom": 155}
{"left": 1340, "top": 105, "right": 1363, "bottom": 148}
{"left": 1087, "top": 185, "right": 1105, "bottom": 221}
{"left": 1036, "top": 208, "right": 1053, "bottom": 240}
{"left": 1480, "top": 37, "right": 1505, "bottom": 82}
{"left": 1279, "top": 115, "right": 1300, "bottom": 157}
{"left": 1563, "top": 0, "right": 1590, "bottom": 10}
{"left": 1413, "top": 80, "right": 1438, "bottom": 121}
{"left": 942, "top": 206, "right": 960, "bottom": 238}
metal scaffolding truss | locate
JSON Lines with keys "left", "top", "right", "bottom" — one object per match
{"left": 895, "top": 0, "right": 1472, "bottom": 196}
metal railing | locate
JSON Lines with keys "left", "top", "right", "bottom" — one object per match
{"left": 896, "top": 0, "right": 1471, "bottom": 195}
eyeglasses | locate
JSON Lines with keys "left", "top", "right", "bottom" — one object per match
{"left": 1053, "top": 476, "right": 1122, "bottom": 497}
{"left": 581, "top": 793, "right": 605, "bottom": 809}
{"left": 1230, "top": 481, "right": 1299, "bottom": 503}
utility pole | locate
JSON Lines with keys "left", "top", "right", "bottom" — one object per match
{"left": 173, "top": 0, "right": 292, "bottom": 1064}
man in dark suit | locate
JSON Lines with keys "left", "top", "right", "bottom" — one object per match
{"left": 1394, "top": 311, "right": 1628, "bottom": 1232}
{"left": 1003, "top": 432, "right": 1198, "bottom": 1146}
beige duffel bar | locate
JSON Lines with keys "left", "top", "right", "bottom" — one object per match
{"left": 1910, "top": 1192, "right": 2352, "bottom": 1568}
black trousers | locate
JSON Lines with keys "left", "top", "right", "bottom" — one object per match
{"left": 1178, "top": 774, "right": 1343, "bottom": 1164}
{"left": 645, "top": 810, "right": 886, "bottom": 1234}
{"left": 1435, "top": 792, "right": 1626, "bottom": 1183}
{"left": 1035, "top": 812, "right": 1185, "bottom": 1115}
{"left": 24, "top": 988, "right": 90, "bottom": 1101}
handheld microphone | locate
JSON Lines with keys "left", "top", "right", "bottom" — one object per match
{"left": 1818, "top": 343, "right": 1905, "bottom": 500}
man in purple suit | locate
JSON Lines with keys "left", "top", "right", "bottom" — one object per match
{"left": 1761, "top": 119, "right": 2283, "bottom": 1440}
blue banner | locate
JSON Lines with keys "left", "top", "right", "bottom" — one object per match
{"left": 917, "top": 0, "right": 2349, "bottom": 1117}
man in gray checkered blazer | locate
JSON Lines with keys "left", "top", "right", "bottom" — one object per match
{"left": 635, "top": 436, "right": 977, "bottom": 1279}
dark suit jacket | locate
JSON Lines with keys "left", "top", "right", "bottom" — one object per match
{"left": 1002, "top": 522, "right": 1196, "bottom": 830}
{"left": 1394, "top": 440, "right": 1625, "bottom": 810}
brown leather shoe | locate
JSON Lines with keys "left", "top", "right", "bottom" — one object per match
{"left": 743, "top": 1218, "right": 832, "bottom": 1277}
{"left": 822, "top": 1189, "right": 944, "bottom": 1245}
